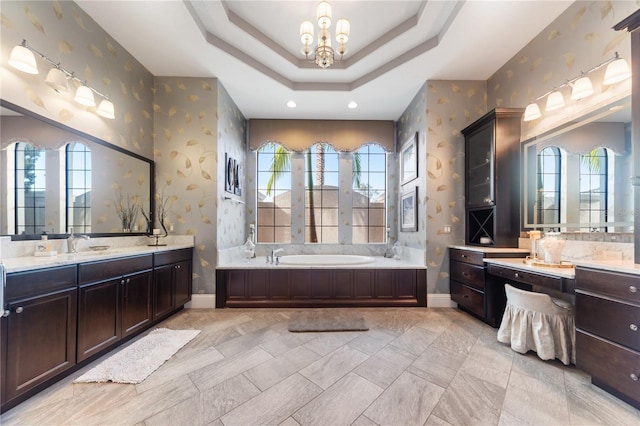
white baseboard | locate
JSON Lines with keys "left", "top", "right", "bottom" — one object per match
{"left": 185, "top": 294, "right": 216, "bottom": 309}
{"left": 427, "top": 294, "right": 456, "bottom": 308}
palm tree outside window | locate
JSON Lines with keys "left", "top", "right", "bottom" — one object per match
{"left": 305, "top": 143, "right": 339, "bottom": 243}
{"left": 580, "top": 147, "right": 608, "bottom": 231}
{"left": 256, "top": 143, "right": 291, "bottom": 243}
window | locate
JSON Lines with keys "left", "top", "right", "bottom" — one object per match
{"left": 536, "top": 146, "right": 561, "bottom": 226}
{"left": 66, "top": 142, "right": 92, "bottom": 233}
{"left": 15, "top": 142, "right": 46, "bottom": 234}
{"left": 305, "top": 143, "right": 339, "bottom": 243}
{"left": 579, "top": 147, "right": 608, "bottom": 230}
{"left": 352, "top": 145, "right": 386, "bottom": 243}
{"left": 256, "top": 143, "right": 291, "bottom": 243}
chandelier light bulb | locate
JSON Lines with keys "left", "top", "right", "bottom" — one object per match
{"left": 603, "top": 56, "right": 631, "bottom": 85}
{"left": 336, "top": 19, "right": 350, "bottom": 44}
{"left": 523, "top": 103, "right": 542, "bottom": 122}
{"left": 317, "top": 2, "right": 332, "bottom": 29}
{"left": 75, "top": 84, "right": 96, "bottom": 107}
{"left": 571, "top": 75, "right": 593, "bottom": 100}
{"left": 300, "top": 21, "right": 314, "bottom": 46}
{"left": 9, "top": 44, "right": 38, "bottom": 74}
{"left": 545, "top": 91, "right": 565, "bottom": 112}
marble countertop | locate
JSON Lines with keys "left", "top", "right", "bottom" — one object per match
{"left": 1, "top": 243, "right": 194, "bottom": 273}
{"left": 483, "top": 257, "right": 576, "bottom": 279}
{"left": 218, "top": 256, "right": 426, "bottom": 270}
{"left": 572, "top": 259, "right": 640, "bottom": 276}
{"left": 449, "top": 245, "right": 530, "bottom": 254}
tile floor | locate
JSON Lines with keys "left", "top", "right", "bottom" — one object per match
{"left": 2, "top": 307, "right": 639, "bottom": 425}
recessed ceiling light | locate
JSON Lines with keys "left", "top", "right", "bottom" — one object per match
{"left": 348, "top": 101, "right": 358, "bottom": 109}
{"left": 287, "top": 100, "right": 297, "bottom": 108}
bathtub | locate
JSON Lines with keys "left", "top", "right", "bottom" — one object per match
{"left": 216, "top": 254, "right": 426, "bottom": 308}
{"left": 278, "top": 254, "right": 375, "bottom": 266}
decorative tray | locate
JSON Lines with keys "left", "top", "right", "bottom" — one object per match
{"left": 89, "top": 245, "right": 110, "bottom": 251}
{"left": 523, "top": 256, "right": 573, "bottom": 268}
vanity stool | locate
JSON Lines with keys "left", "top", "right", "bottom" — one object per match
{"left": 497, "top": 284, "right": 575, "bottom": 365}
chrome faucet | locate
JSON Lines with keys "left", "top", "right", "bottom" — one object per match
{"left": 267, "top": 248, "right": 284, "bottom": 265}
{"left": 67, "top": 228, "right": 90, "bottom": 253}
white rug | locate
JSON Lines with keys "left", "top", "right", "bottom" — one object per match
{"left": 74, "top": 328, "right": 201, "bottom": 384}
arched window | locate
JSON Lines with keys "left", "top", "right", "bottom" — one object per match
{"left": 15, "top": 142, "right": 46, "bottom": 234}
{"left": 305, "top": 143, "right": 339, "bottom": 243}
{"left": 536, "top": 146, "right": 561, "bottom": 226}
{"left": 256, "top": 143, "right": 291, "bottom": 243}
{"left": 352, "top": 144, "right": 386, "bottom": 243}
{"left": 580, "top": 147, "right": 608, "bottom": 230}
{"left": 66, "top": 142, "right": 92, "bottom": 233}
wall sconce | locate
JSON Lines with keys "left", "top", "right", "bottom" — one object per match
{"left": 7, "top": 39, "right": 115, "bottom": 119}
{"left": 524, "top": 52, "right": 631, "bottom": 122}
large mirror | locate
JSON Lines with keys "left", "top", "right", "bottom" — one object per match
{"left": 1, "top": 100, "right": 154, "bottom": 240}
{"left": 522, "top": 96, "right": 633, "bottom": 233}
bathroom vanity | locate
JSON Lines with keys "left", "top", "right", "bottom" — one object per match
{"left": 0, "top": 245, "right": 193, "bottom": 413}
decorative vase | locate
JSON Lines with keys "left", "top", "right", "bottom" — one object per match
{"left": 539, "top": 231, "right": 566, "bottom": 264}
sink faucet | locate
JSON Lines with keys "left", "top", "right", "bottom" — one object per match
{"left": 267, "top": 248, "right": 284, "bottom": 264}
{"left": 68, "top": 228, "right": 90, "bottom": 253}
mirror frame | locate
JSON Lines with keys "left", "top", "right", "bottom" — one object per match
{"left": 520, "top": 96, "right": 633, "bottom": 233}
{"left": 1, "top": 99, "right": 155, "bottom": 241}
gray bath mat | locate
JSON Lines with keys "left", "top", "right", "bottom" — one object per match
{"left": 288, "top": 310, "right": 369, "bottom": 332}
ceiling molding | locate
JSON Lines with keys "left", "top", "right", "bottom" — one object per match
{"left": 185, "top": 0, "right": 462, "bottom": 91}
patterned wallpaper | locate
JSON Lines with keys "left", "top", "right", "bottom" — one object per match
{"left": 154, "top": 77, "right": 246, "bottom": 294}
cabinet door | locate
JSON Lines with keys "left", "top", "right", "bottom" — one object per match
{"left": 3, "top": 289, "right": 77, "bottom": 403}
{"left": 121, "top": 270, "right": 153, "bottom": 338}
{"left": 466, "top": 122, "right": 494, "bottom": 207}
{"left": 77, "top": 279, "right": 121, "bottom": 362}
{"left": 174, "top": 260, "right": 192, "bottom": 307}
{"left": 153, "top": 264, "right": 175, "bottom": 321}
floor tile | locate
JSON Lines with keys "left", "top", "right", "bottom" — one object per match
{"left": 299, "top": 345, "right": 369, "bottom": 389}
{"left": 201, "top": 374, "right": 261, "bottom": 423}
{"left": 388, "top": 325, "right": 439, "bottom": 356}
{"left": 354, "top": 344, "right": 414, "bottom": 388}
{"left": 244, "top": 345, "right": 321, "bottom": 391}
{"left": 408, "top": 345, "right": 467, "bottom": 388}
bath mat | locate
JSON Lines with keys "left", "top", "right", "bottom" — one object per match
{"left": 288, "top": 310, "right": 369, "bottom": 332}
{"left": 74, "top": 328, "right": 200, "bottom": 384}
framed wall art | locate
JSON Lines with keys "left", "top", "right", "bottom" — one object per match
{"left": 400, "top": 131, "right": 418, "bottom": 185}
{"left": 224, "top": 153, "right": 242, "bottom": 196}
{"left": 400, "top": 186, "right": 418, "bottom": 232}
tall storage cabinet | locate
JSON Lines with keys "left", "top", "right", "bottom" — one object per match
{"left": 462, "top": 108, "right": 523, "bottom": 247}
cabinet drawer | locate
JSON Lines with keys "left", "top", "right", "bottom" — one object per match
{"left": 450, "top": 280, "right": 484, "bottom": 318}
{"left": 576, "top": 293, "right": 640, "bottom": 352}
{"left": 154, "top": 248, "right": 193, "bottom": 267}
{"left": 487, "top": 264, "right": 563, "bottom": 292}
{"left": 576, "top": 331, "right": 640, "bottom": 407}
{"left": 6, "top": 265, "right": 76, "bottom": 301}
{"left": 450, "top": 261, "right": 484, "bottom": 290}
{"left": 576, "top": 267, "right": 640, "bottom": 304}
{"left": 450, "top": 249, "right": 484, "bottom": 266}
{"left": 79, "top": 254, "right": 153, "bottom": 285}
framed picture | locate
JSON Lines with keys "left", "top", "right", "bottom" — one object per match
{"left": 400, "top": 132, "right": 418, "bottom": 185}
{"left": 400, "top": 186, "right": 418, "bottom": 232}
{"left": 224, "top": 153, "right": 242, "bottom": 196}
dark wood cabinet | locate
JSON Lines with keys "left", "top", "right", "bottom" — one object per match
{"left": 575, "top": 266, "right": 640, "bottom": 409}
{"left": 77, "top": 254, "right": 153, "bottom": 362}
{"left": 1, "top": 265, "right": 77, "bottom": 409}
{"left": 449, "top": 248, "right": 528, "bottom": 327}
{"left": 153, "top": 248, "right": 193, "bottom": 321}
{"left": 462, "top": 108, "right": 523, "bottom": 247}
{"left": 216, "top": 268, "right": 426, "bottom": 308}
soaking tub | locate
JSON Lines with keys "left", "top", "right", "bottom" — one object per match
{"left": 216, "top": 254, "right": 426, "bottom": 308}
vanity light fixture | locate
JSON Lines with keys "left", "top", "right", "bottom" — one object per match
{"left": 523, "top": 52, "right": 631, "bottom": 122}
{"left": 7, "top": 39, "right": 116, "bottom": 119}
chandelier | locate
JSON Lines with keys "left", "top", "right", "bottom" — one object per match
{"left": 300, "top": 1, "right": 350, "bottom": 68}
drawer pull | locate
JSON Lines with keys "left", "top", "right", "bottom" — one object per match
{"left": 514, "top": 272, "right": 519, "bottom": 278}
{"left": 461, "top": 254, "right": 466, "bottom": 258}
{"left": 630, "top": 286, "right": 638, "bottom": 293}
{"left": 15, "top": 306, "right": 24, "bottom": 314}
{"left": 631, "top": 373, "right": 638, "bottom": 382}
{"left": 631, "top": 324, "right": 638, "bottom": 332}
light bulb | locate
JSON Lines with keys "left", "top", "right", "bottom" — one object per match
{"left": 545, "top": 91, "right": 565, "bottom": 112}
{"left": 45, "top": 67, "right": 68, "bottom": 93}
{"left": 97, "top": 99, "right": 115, "bottom": 119}
{"left": 523, "top": 103, "right": 541, "bottom": 122}
{"left": 571, "top": 76, "right": 593, "bottom": 100}
{"left": 75, "top": 85, "right": 96, "bottom": 107}
{"left": 8, "top": 44, "right": 38, "bottom": 74}
{"left": 604, "top": 57, "right": 631, "bottom": 85}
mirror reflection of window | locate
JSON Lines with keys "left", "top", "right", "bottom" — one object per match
{"left": 256, "top": 143, "right": 291, "bottom": 243}
{"left": 352, "top": 144, "right": 387, "bottom": 244}
{"left": 15, "top": 142, "right": 46, "bottom": 234}
{"left": 66, "top": 142, "right": 92, "bottom": 234}
{"left": 536, "top": 146, "right": 561, "bottom": 226}
{"left": 579, "top": 147, "right": 608, "bottom": 231}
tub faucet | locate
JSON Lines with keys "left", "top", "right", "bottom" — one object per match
{"left": 68, "top": 228, "right": 90, "bottom": 253}
{"left": 268, "top": 248, "right": 284, "bottom": 265}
